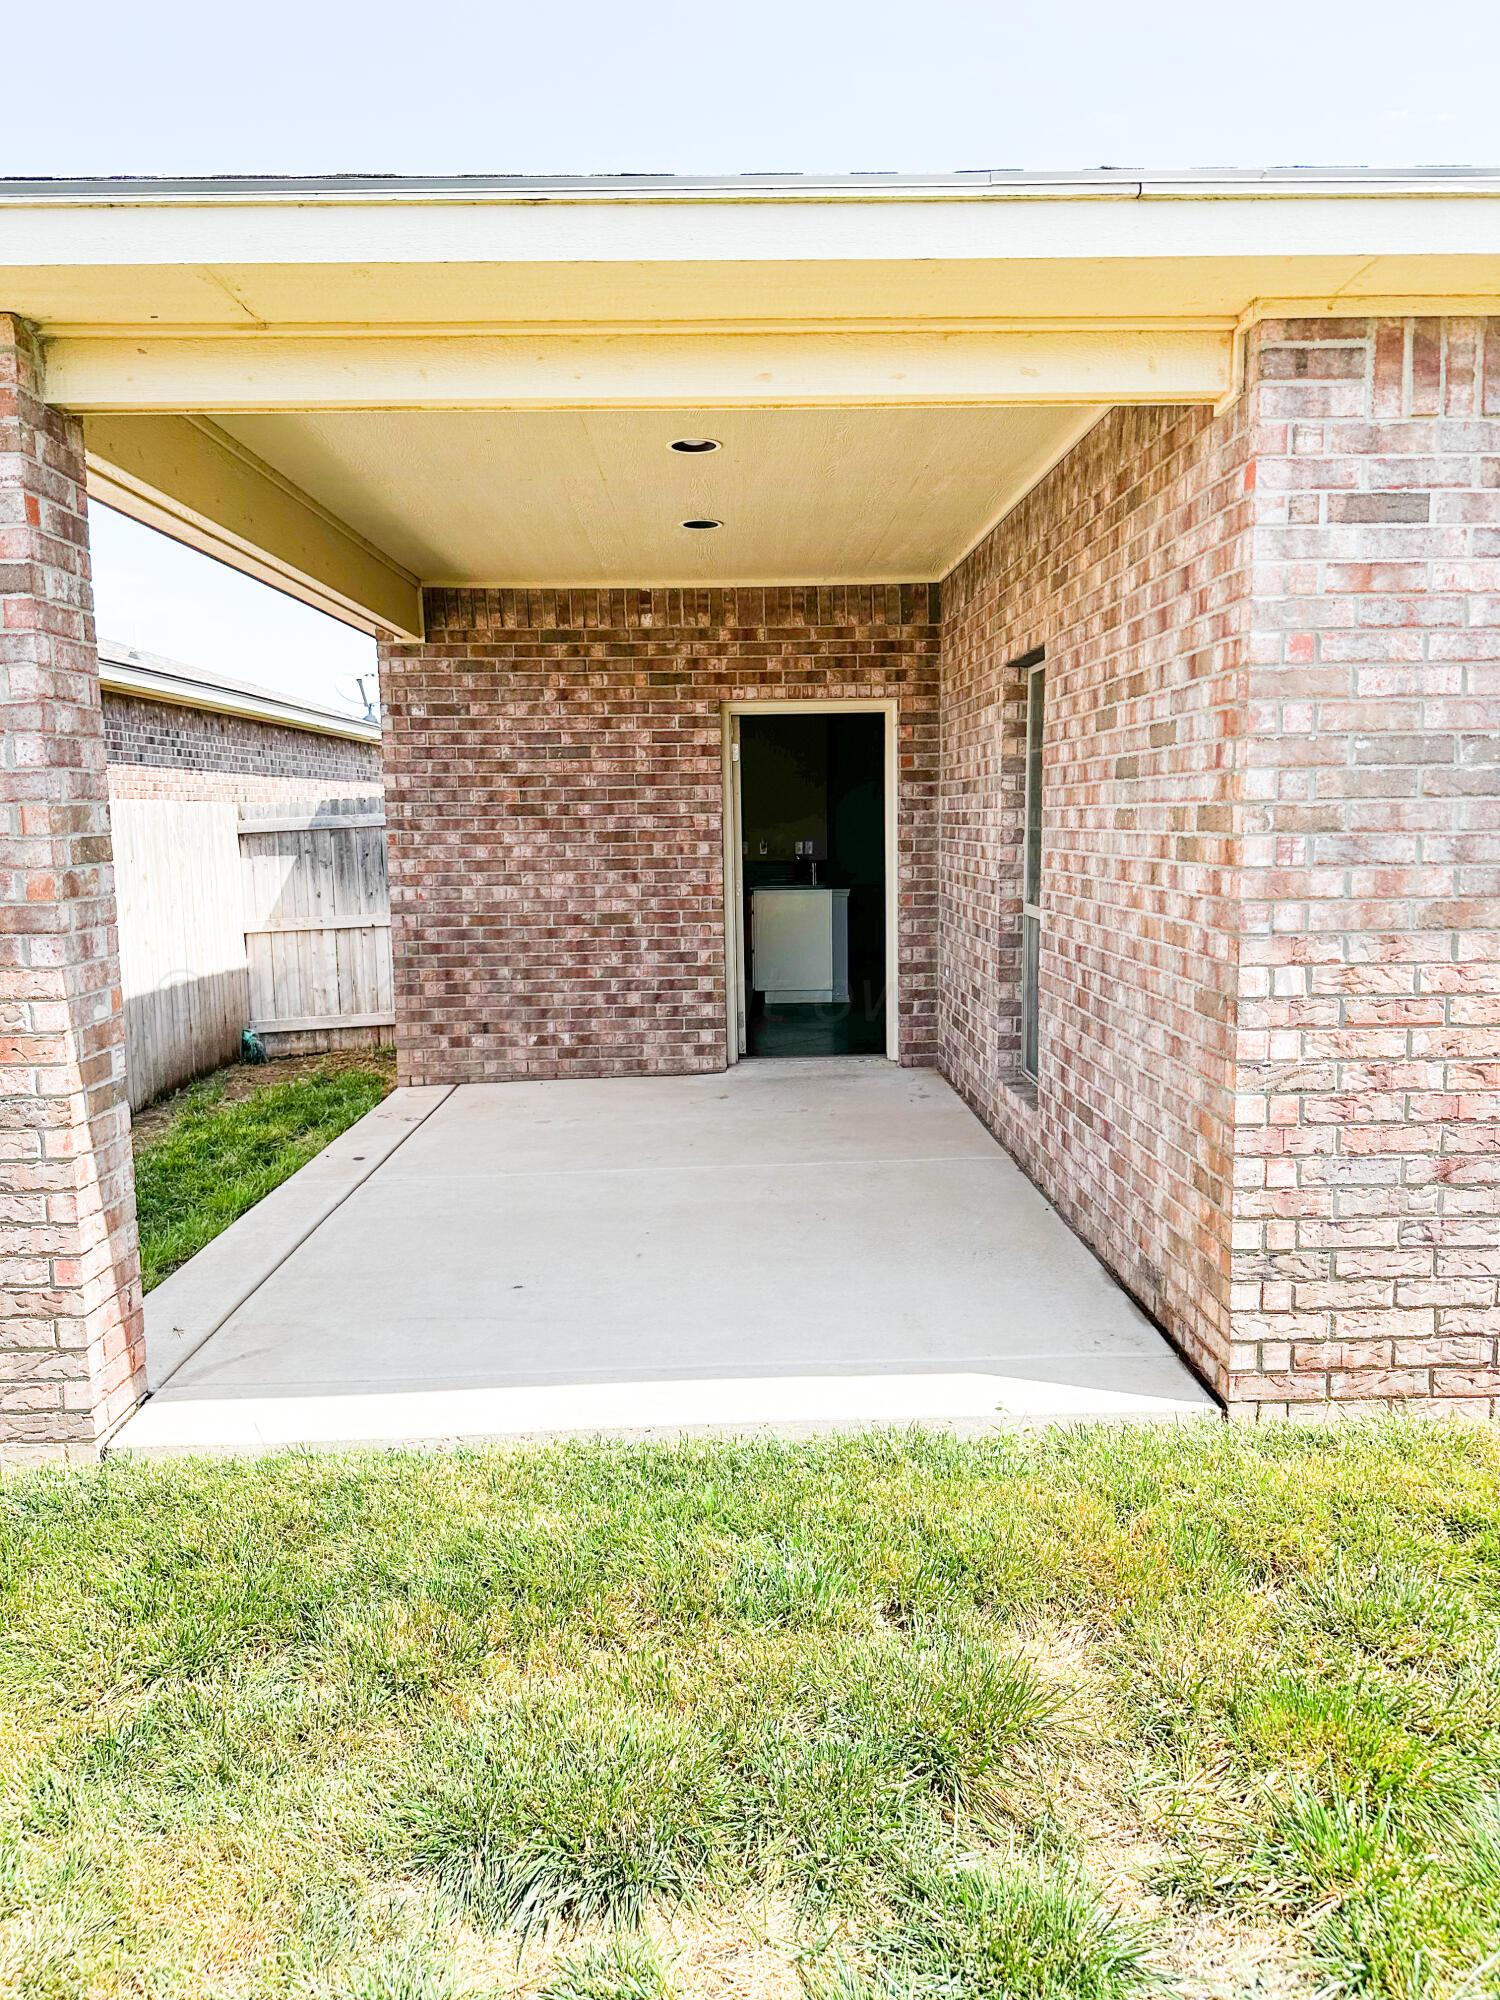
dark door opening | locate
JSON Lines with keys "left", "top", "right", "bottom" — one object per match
{"left": 738, "top": 711, "right": 887, "bottom": 1058}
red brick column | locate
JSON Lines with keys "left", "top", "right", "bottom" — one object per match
{"left": 1229, "top": 316, "right": 1500, "bottom": 1417}
{"left": 1, "top": 313, "right": 144, "bottom": 1459}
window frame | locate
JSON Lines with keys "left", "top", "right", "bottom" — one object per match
{"left": 1018, "top": 650, "right": 1045, "bottom": 1083}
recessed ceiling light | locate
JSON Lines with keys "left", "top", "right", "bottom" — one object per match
{"left": 669, "top": 437, "right": 721, "bottom": 453}
{"left": 681, "top": 518, "right": 723, "bottom": 531}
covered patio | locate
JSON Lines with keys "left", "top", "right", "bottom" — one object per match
{"left": 2, "top": 168, "right": 1497, "bottom": 1459}
{"left": 117, "top": 1061, "right": 1212, "bottom": 1452}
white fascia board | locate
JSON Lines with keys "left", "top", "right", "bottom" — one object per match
{"left": 4, "top": 180, "right": 1500, "bottom": 274}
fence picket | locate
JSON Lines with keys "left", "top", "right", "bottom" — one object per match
{"left": 114, "top": 801, "right": 394, "bottom": 1109}
{"left": 113, "top": 800, "right": 248, "bottom": 1110}
{"left": 239, "top": 812, "right": 394, "bottom": 1054}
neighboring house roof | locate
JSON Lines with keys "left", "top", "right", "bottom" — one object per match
{"left": 97, "top": 644, "right": 381, "bottom": 745}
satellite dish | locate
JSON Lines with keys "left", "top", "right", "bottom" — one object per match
{"left": 335, "top": 671, "right": 380, "bottom": 722}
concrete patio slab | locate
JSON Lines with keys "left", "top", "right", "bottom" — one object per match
{"left": 142, "top": 1084, "right": 453, "bottom": 1391}
{"left": 115, "top": 1059, "right": 1218, "bottom": 1453}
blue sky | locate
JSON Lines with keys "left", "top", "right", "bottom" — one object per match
{"left": 10, "top": 0, "right": 1493, "bottom": 181}
{"left": 17, "top": 0, "right": 1500, "bottom": 705}
{"left": 91, "top": 509, "right": 378, "bottom": 708}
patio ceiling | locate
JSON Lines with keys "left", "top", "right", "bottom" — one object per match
{"left": 5, "top": 169, "right": 1498, "bottom": 638}
{"left": 197, "top": 405, "right": 1100, "bottom": 587}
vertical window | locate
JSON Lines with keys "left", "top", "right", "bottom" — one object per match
{"left": 1020, "top": 652, "right": 1045, "bottom": 1081}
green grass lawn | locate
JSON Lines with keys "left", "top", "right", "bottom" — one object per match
{"left": 132, "top": 1055, "right": 394, "bottom": 1291}
{"left": 5, "top": 1424, "right": 1500, "bottom": 1999}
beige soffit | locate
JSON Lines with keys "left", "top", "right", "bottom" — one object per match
{"left": 207, "top": 405, "right": 1104, "bottom": 586}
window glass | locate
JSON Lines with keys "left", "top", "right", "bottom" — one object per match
{"left": 1020, "top": 658, "right": 1044, "bottom": 1081}
{"left": 1024, "top": 665, "right": 1044, "bottom": 908}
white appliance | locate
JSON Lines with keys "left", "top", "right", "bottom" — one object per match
{"left": 750, "top": 886, "right": 850, "bottom": 1003}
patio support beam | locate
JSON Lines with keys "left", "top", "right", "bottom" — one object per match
{"left": 82, "top": 413, "right": 423, "bottom": 640}
{"left": 43, "top": 325, "right": 1236, "bottom": 413}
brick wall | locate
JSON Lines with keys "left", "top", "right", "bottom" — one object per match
{"left": 1227, "top": 317, "right": 1500, "bottom": 1417}
{"left": 379, "top": 587, "right": 940, "bottom": 1084}
{"left": 103, "top": 689, "right": 382, "bottom": 809}
{"left": 939, "top": 403, "right": 1253, "bottom": 1393}
{"left": 0, "top": 314, "right": 144, "bottom": 1461}
{"left": 938, "top": 316, "right": 1500, "bottom": 1416}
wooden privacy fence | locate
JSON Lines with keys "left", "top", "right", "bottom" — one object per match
{"left": 114, "top": 802, "right": 393, "bottom": 1110}
{"left": 112, "top": 799, "right": 249, "bottom": 1110}
{"left": 239, "top": 811, "right": 394, "bottom": 1046}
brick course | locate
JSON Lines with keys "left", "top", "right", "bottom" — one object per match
{"left": 103, "top": 686, "right": 381, "bottom": 808}
{"left": 379, "top": 587, "right": 940, "bottom": 1083}
{"left": 0, "top": 314, "right": 144, "bottom": 1460}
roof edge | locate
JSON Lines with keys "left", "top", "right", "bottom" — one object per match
{"left": 3, "top": 165, "right": 1500, "bottom": 205}
{"left": 98, "top": 644, "right": 381, "bottom": 743}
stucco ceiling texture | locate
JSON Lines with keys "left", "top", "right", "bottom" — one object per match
{"left": 215, "top": 405, "right": 1097, "bottom": 585}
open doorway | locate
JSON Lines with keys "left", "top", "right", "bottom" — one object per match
{"left": 723, "top": 702, "right": 896, "bottom": 1061}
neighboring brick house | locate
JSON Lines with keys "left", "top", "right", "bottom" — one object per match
{"left": 2, "top": 168, "right": 1498, "bottom": 1454}
{"left": 100, "top": 644, "right": 382, "bottom": 812}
